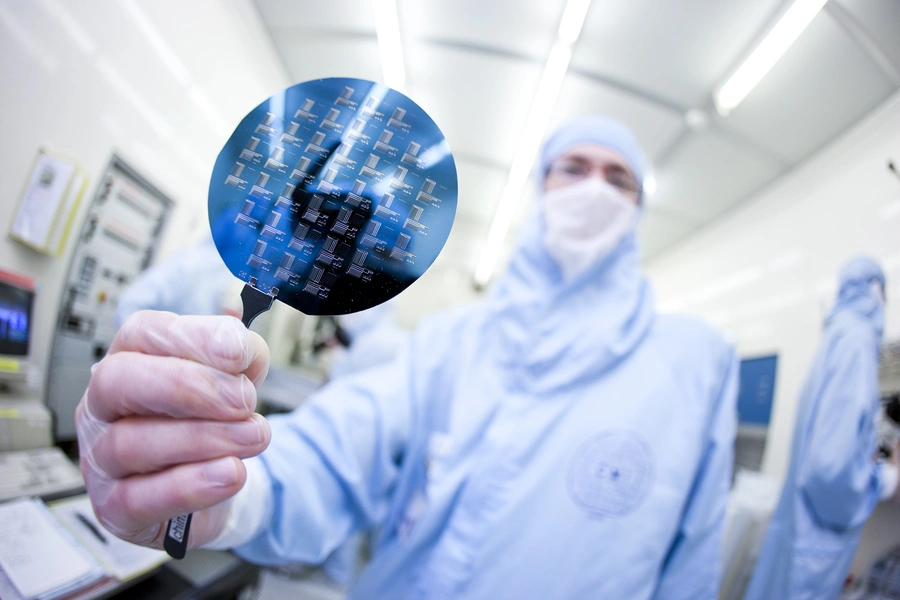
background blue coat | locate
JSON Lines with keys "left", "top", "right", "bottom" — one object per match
{"left": 745, "top": 257, "right": 889, "bottom": 600}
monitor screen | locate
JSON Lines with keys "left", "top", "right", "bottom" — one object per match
{"left": 0, "top": 271, "right": 34, "bottom": 358}
{"left": 737, "top": 355, "right": 778, "bottom": 426}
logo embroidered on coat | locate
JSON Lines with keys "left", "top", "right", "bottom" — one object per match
{"left": 566, "top": 429, "right": 655, "bottom": 518}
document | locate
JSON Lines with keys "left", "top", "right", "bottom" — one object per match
{"left": 9, "top": 152, "right": 77, "bottom": 252}
{"left": 50, "top": 495, "right": 169, "bottom": 581}
{"left": 0, "top": 498, "right": 104, "bottom": 599}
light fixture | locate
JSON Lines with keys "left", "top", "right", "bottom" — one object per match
{"left": 684, "top": 108, "right": 709, "bottom": 130}
{"left": 372, "top": 0, "right": 406, "bottom": 92}
{"left": 643, "top": 173, "right": 657, "bottom": 197}
{"left": 558, "top": 0, "right": 593, "bottom": 45}
{"left": 474, "top": 0, "right": 591, "bottom": 287}
{"left": 473, "top": 183, "right": 521, "bottom": 286}
{"left": 714, "top": 0, "right": 828, "bottom": 115}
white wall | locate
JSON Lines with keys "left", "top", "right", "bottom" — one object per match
{"left": 0, "top": 0, "right": 290, "bottom": 393}
{"left": 645, "top": 90, "right": 900, "bottom": 575}
{"left": 646, "top": 89, "right": 900, "bottom": 480}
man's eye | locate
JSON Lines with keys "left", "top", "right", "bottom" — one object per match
{"left": 609, "top": 175, "right": 637, "bottom": 191}
{"left": 561, "top": 164, "right": 585, "bottom": 176}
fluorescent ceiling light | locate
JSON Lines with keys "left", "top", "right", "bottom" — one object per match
{"left": 475, "top": 0, "right": 590, "bottom": 287}
{"left": 373, "top": 0, "right": 406, "bottom": 91}
{"left": 558, "top": 0, "right": 592, "bottom": 44}
{"left": 508, "top": 43, "right": 573, "bottom": 187}
{"left": 474, "top": 43, "right": 573, "bottom": 287}
{"left": 715, "top": 0, "right": 828, "bottom": 115}
{"left": 474, "top": 183, "right": 521, "bottom": 286}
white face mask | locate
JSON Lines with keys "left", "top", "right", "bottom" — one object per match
{"left": 541, "top": 178, "right": 638, "bottom": 280}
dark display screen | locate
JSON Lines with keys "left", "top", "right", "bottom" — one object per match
{"left": 0, "top": 280, "right": 33, "bottom": 357}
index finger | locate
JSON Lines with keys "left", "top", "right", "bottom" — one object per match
{"left": 110, "top": 311, "right": 268, "bottom": 384}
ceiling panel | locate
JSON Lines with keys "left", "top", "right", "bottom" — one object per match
{"left": 400, "top": 0, "right": 561, "bottom": 60}
{"left": 835, "top": 0, "right": 900, "bottom": 70}
{"left": 638, "top": 208, "right": 696, "bottom": 260}
{"left": 252, "top": 0, "right": 900, "bottom": 273}
{"left": 551, "top": 72, "right": 685, "bottom": 163}
{"left": 573, "top": 0, "right": 783, "bottom": 108}
{"left": 406, "top": 42, "right": 543, "bottom": 165}
{"left": 267, "top": 32, "right": 383, "bottom": 84}
{"left": 720, "top": 11, "right": 896, "bottom": 164}
{"left": 255, "top": 0, "right": 376, "bottom": 34}
{"left": 651, "top": 129, "right": 783, "bottom": 223}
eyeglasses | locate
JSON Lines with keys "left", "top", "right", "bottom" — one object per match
{"left": 547, "top": 158, "right": 641, "bottom": 196}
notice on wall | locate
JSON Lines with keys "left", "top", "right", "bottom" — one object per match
{"left": 9, "top": 150, "right": 87, "bottom": 256}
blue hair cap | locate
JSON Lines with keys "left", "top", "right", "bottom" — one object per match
{"left": 539, "top": 115, "right": 648, "bottom": 193}
{"left": 829, "top": 255, "right": 886, "bottom": 334}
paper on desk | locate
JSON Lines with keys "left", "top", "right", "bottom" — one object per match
{"left": 49, "top": 495, "right": 169, "bottom": 581}
{"left": 0, "top": 567, "right": 117, "bottom": 600}
{"left": 0, "top": 498, "right": 103, "bottom": 599}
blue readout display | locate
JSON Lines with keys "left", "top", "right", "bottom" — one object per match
{"left": 737, "top": 355, "right": 778, "bottom": 425}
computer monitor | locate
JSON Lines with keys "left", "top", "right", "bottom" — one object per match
{"left": 0, "top": 270, "right": 35, "bottom": 383}
{"left": 734, "top": 355, "right": 778, "bottom": 473}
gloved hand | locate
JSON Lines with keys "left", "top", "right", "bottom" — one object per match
{"left": 75, "top": 311, "right": 272, "bottom": 550}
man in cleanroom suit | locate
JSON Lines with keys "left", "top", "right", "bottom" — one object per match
{"left": 75, "top": 116, "right": 740, "bottom": 599}
{"left": 745, "top": 256, "right": 897, "bottom": 600}
{"left": 115, "top": 233, "right": 236, "bottom": 327}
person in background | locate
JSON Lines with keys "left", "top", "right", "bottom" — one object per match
{"left": 75, "top": 116, "right": 739, "bottom": 599}
{"left": 328, "top": 301, "right": 407, "bottom": 381}
{"left": 745, "top": 256, "right": 897, "bottom": 600}
{"left": 114, "top": 233, "right": 236, "bottom": 327}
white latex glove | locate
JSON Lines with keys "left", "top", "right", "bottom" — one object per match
{"left": 75, "top": 311, "right": 271, "bottom": 550}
